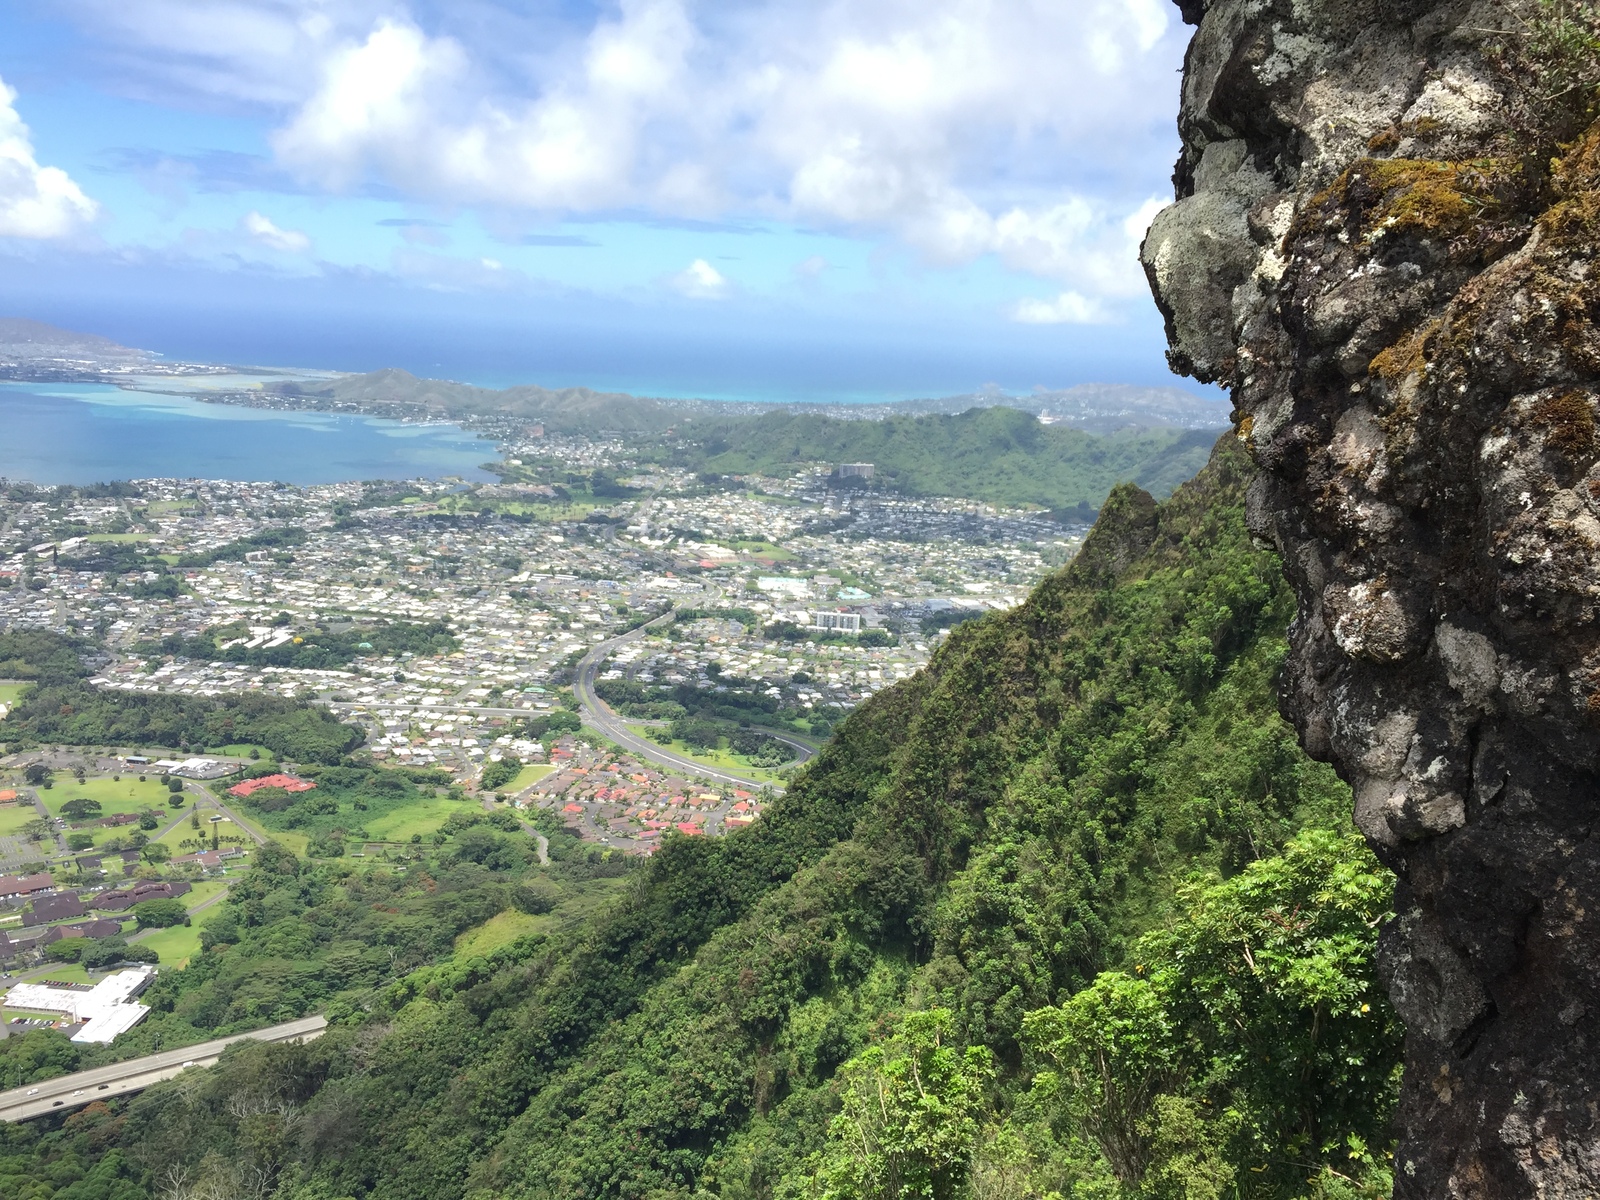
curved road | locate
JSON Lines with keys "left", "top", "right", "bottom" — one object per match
{"left": 572, "top": 604, "right": 814, "bottom": 791}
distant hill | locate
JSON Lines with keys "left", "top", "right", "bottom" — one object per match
{"left": 671, "top": 404, "right": 1221, "bottom": 507}
{"left": 273, "top": 368, "right": 682, "bottom": 435}
{"left": 882, "top": 382, "right": 1232, "bottom": 433}
{"left": 0, "top": 318, "right": 150, "bottom": 363}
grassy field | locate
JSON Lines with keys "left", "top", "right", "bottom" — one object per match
{"left": 453, "top": 908, "right": 551, "bottom": 957}
{"left": 85, "top": 532, "right": 155, "bottom": 543}
{"left": 0, "top": 803, "right": 38, "bottom": 836}
{"left": 208, "top": 744, "right": 273, "bottom": 760}
{"left": 221, "top": 804, "right": 308, "bottom": 856}
{"left": 48, "top": 776, "right": 172, "bottom": 819}
{"left": 0, "top": 682, "right": 35, "bottom": 706}
{"left": 136, "top": 922, "right": 204, "bottom": 967}
{"left": 624, "top": 725, "right": 787, "bottom": 785}
{"left": 507, "top": 763, "right": 556, "bottom": 792}
{"left": 362, "top": 794, "right": 467, "bottom": 842}
{"left": 130, "top": 882, "right": 233, "bottom": 968}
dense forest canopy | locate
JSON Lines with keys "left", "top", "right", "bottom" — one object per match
{"left": 0, "top": 439, "right": 1399, "bottom": 1199}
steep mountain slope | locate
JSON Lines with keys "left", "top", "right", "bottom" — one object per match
{"left": 1, "top": 438, "right": 1400, "bottom": 1200}
{"left": 1143, "top": 1, "right": 1600, "bottom": 1193}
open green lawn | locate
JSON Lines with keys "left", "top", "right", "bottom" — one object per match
{"left": 182, "top": 880, "right": 230, "bottom": 910}
{"left": 0, "top": 803, "right": 38, "bottom": 836}
{"left": 362, "top": 794, "right": 466, "bottom": 842}
{"left": 624, "top": 725, "right": 788, "bottom": 784}
{"left": 48, "top": 776, "right": 172, "bottom": 819}
{"left": 85, "top": 532, "right": 155, "bottom": 543}
{"left": 453, "top": 908, "right": 551, "bottom": 957}
{"left": 0, "top": 682, "right": 35, "bottom": 706}
{"left": 136, "top": 922, "right": 203, "bottom": 968}
{"left": 507, "top": 763, "right": 555, "bottom": 792}
{"left": 207, "top": 744, "right": 273, "bottom": 760}
{"left": 221, "top": 805, "right": 308, "bottom": 856}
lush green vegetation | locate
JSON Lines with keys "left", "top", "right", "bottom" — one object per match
{"left": 0, "top": 441, "right": 1399, "bottom": 1200}
{"left": 0, "top": 630, "right": 365, "bottom": 762}
{"left": 663, "top": 405, "right": 1220, "bottom": 508}
{"left": 136, "top": 618, "right": 458, "bottom": 671}
{"left": 230, "top": 763, "right": 463, "bottom": 857}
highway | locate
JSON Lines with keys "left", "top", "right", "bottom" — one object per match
{"left": 571, "top": 605, "right": 813, "bottom": 790}
{"left": 0, "top": 1015, "right": 328, "bottom": 1121}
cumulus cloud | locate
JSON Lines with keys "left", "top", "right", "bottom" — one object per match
{"left": 1009, "top": 291, "right": 1106, "bottom": 325}
{"left": 59, "top": 0, "right": 1185, "bottom": 307}
{"left": 668, "top": 258, "right": 729, "bottom": 299}
{"left": 242, "top": 210, "right": 311, "bottom": 252}
{"left": 0, "top": 78, "right": 98, "bottom": 238}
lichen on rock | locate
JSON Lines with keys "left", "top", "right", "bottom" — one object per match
{"left": 1146, "top": 2, "right": 1600, "bottom": 1196}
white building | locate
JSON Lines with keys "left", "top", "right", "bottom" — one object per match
{"left": 812, "top": 611, "right": 862, "bottom": 634}
{"left": 758, "top": 577, "right": 810, "bottom": 598}
{"left": 5, "top": 967, "right": 156, "bottom": 1043}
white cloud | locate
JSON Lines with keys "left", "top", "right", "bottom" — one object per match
{"left": 242, "top": 210, "right": 311, "bottom": 252}
{"left": 669, "top": 258, "right": 728, "bottom": 299}
{"left": 59, "top": 0, "right": 1186, "bottom": 308}
{"left": 0, "top": 77, "right": 98, "bottom": 239}
{"left": 1009, "top": 291, "right": 1106, "bottom": 325}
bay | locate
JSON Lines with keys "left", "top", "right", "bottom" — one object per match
{"left": 0, "top": 382, "right": 496, "bottom": 486}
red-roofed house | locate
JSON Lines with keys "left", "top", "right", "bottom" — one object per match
{"left": 228, "top": 774, "right": 316, "bottom": 799}
{"left": 675, "top": 822, "right": 703, "bottom": 836}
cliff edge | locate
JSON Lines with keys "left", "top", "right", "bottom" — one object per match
{"left": 1145, "top": 1, "right": 1600, "bottom": 1195}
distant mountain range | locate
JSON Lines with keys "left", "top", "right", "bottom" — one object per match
{"left": 0, "top": 318, "right": 1232, "bottom": 436}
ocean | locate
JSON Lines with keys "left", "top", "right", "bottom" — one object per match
{"left": 0, "top": 382, "right": 496, "bottom": 487}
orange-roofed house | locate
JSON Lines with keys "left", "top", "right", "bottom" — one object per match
{"left": 675, "top": 822, "right": 704, "bottom": 836}
{"left": 228, "top": 774, "right": 316, "bottom": 799}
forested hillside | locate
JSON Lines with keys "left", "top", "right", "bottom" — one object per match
{"left": 0, "top": 438, "right": 1400, "bottom": 1199}
{"left": 668, "top": 406, "right": 1219, "bottom": 508}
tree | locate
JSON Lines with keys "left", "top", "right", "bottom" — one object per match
{"left": 815, "top": 1010, "right": 993, "bottom": 1200}
{"left": 479, "top": 756, "right": 522, "bottom": 792}
{"left": 141, "top": 842, "right": 172, "bottom": 866}
{"left": 21, "top": 818, "right": 51, "bottom": 843}
{"left": 138, "top": 813, "right": 159, "bottom": 830}
{"left": 61, "top": 797, "right": 103, "bottom": 820}
{"left": 1023, "top": 973, "right": 1181, "bottom": 1188}
{"left": 44, "top": 938, "right": 87, "bottom": 963}
{"left": 133, "top": 897, "right": 189, "bottom": 928}
{"left": 167, "top": 776, "right": 184, "bottom": 794}
{"left": 23, "top": 763, "right": 51, "bottom": 787}
{"left": 81, "top": 938, "right": 158, "bottom": 969}
{"left": 67, "top": 832, "right": 96, "bottom": 852}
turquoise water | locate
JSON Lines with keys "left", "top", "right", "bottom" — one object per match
{"left": 0, "top": 382, "right": 496, "bottom": 486}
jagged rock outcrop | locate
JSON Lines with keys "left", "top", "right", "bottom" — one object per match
{"left": 1145, "top": 2, "right": 1600, "bottom": 1195}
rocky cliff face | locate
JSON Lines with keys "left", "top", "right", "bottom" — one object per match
{"left": 1144, "top": 2, "right": 1600, "bottom": 1195}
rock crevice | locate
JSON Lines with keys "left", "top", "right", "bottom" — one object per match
{"left": 1148, "top": 2, "right": 1600, "bottom": 1195}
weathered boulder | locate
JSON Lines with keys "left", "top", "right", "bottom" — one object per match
{"left": 1147, "top": 2, "right": 1600, "bottom": 1195}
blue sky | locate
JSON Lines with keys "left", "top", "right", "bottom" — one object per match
{"left": 0, "top": 1, "right": 1197, "bottom": 402}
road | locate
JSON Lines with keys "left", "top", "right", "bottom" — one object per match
{"left": 0, "top": 1015, "right": 328, "bottom": 1121}
{"left": 571, "top": 607, "right": 800, "bottom": 789}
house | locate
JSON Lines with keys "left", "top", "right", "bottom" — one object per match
{"left": 22, "top": 893, "right": 87, "bottom": 926}
{"left": 227, "top": 773, "right": 315, "bottom": 799}
{"left": 90, "top": 879, "right": 191, "bottom": 912}
{"left": 0, "top": 873, "right": 54, "bottom": 901}
{"left": 43, "top": 919, "right": 123, "bottom": 942}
